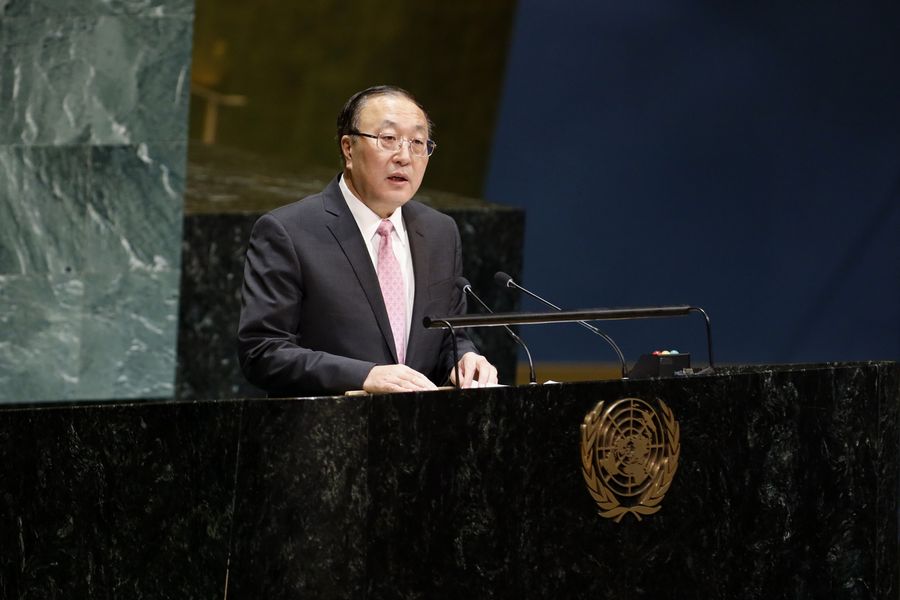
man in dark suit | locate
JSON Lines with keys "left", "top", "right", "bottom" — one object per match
{"left": 238, "top": 85, "right": 497, "bottom": 396}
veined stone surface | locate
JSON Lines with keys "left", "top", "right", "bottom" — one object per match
{"left": 0, "top": 16, "right": 191, "bottom": 145}
{"left": 0, "top": 273, "right": 83, "bottom": 400}
{"left": 0, "top": 363, "right": 895, "bottom": 597}
{"left": 0, "top": 2, "right": 193, "bottom": 403}
{"left": 0, "top": 146, "right": 90, "bottom": 275}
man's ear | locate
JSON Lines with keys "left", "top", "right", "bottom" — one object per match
{"left": 340, "top": 135, "right": 353, "bottom": 167}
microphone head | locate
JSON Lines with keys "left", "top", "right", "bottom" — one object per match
{"left": 455, "top": 276, "right": 471, "bottom": 291}
{"left": 494, "top": 271, "right": 514, "bottom": 288}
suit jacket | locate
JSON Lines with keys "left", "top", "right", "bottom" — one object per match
{"left": 238, "top": 175, "right": 477, "bottom": 396}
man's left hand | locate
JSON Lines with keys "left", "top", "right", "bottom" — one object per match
{"left": 450, "top": 352, "right": 499, "bottom": 389}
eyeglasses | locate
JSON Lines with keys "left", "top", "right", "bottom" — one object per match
{"left": 350, "top": 130, "right": 436, "bottom": 157}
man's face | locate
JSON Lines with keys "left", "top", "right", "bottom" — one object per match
{"left": 341, "top": 94, "right": 430, "bottom": 217}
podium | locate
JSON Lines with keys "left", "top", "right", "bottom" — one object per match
{"left": 0, "top": 362, "right": 897, "bottom": 598}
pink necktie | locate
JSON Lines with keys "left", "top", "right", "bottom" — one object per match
{"left": 376, "top": 219, "right": 407, "bottom": 364}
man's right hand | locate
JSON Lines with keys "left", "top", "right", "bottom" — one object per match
{"left": 362, "top": 364, "right": 439, "bottom": 394}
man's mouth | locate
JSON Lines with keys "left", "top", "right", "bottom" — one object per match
{"left": 387, "top": 174, "right": 408, "bottom": 182}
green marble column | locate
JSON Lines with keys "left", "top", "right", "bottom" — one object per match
{"left": 0, "top": 1, "right": 193, "bottom": 401}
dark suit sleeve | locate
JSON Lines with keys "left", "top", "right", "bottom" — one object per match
{"left": 237, "top": 213, "right": 376, "bottom": 395}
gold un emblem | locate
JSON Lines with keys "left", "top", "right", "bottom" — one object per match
{"left": 580, "top": 397, "right": 680, "bottom": 522}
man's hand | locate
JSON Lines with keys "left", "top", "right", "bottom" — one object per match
{"left": 450, "top": 352, "right": 499, "bottom": 389}
{"left": 363, "top": 364, "right": 439, "bottom": 394}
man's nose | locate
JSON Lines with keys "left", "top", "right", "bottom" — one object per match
{"left": 392, "top": 140, "right": 412, "bottom": 162}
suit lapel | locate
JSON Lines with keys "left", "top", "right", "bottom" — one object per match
{"left": 404, "top": 202, "right": 430, "bottom": 366}
{"left": 322, "top": 177, "right": 399, "bottom": 362}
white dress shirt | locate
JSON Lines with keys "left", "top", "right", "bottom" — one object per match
{"left": 339, "top": 174, "right": 415, "bottom": 347}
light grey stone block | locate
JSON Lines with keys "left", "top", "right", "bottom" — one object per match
{"left": 29, "top": 0, "right": 193, "bottom": 17}
{"left": 0, "top": 2, "right": 192, "bottom": 404}
{"left": 0, "top": 0, "right": 31, "bottom": 17}
{"left": 0, "top": 16, "right": 192, "bottom": 145}
{"left": 78, "top": 268, "right": 179, "bottom": 398}
{"left": 85, "top": 143, "right": 185, "bottom": 274}
{"left": 0, "top": 273, "right": 83, "bottom": 401}
{"left": 0, "top": 145, "right": 90, "bottom": 275}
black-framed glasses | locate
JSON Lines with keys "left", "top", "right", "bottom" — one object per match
{"left": 350, "top": 130, "right": 436, "bottom": 157}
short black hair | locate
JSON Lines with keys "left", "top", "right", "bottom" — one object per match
{"left": 336, "top": 85, "right": 434, "bottom": 165}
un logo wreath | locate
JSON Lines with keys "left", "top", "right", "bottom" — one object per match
{"left": 580, "top": 397, "right": 680, "bottom": 522}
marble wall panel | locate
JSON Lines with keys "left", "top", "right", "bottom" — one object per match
{"left": 0, "top": 143, "right": 186, "bottom": 401}
{"left": 80, "top": 143, "right": 185, "bottom": 399}
{"left": 79, "top": 269, "right": 180, "bottom": 398}
{"left": 0, "top": 273, "right": 83, "bottom": 400}
{"left": 85, "top": 143, "right": 185, "bottom": 273}
{"left": 0, "top": 22, "right": 4, "bottom": 101}
{"left": 0, "top": 146, "right": 90, "bottom": 275}
{"left": 0, "top": 2, "right": 192, "bottom": 403}
{"left": 0, "top": 16, "right": 191, "bottom": 146}
{"left": 0, "top": 1, "right": 29, "bottom": 17}
{"left": 28, "top": 0, "right": 194, "bottom": 17}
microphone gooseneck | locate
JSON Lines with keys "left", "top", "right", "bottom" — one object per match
{"left": 493, "top": 272, "right": 628, "bottom": 379}
{"left": 457, "top": 277, "right": 537, "bottom": 385}
{"left": 434, "top": 318, "right": 460, "bottom": 388}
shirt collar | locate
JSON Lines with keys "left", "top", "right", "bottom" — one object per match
{"left": 339, "top": 174, "right": 407, "bottom": 245}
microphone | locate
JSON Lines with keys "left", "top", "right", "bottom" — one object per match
{"left": 457, "top": 277, "right": 537, "bottom": 385}
{"left": 493, "top": 271, "right": 628, "bottom": 379}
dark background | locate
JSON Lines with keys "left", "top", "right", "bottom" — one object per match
{"left": 189, "top": 0, "right": 900, "bottom": 367}
{"left": 484, "top": 0, "right": 900, "bottom": 365}
{"left": 190, "top": 0, "right": 517, "bottom": 198}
